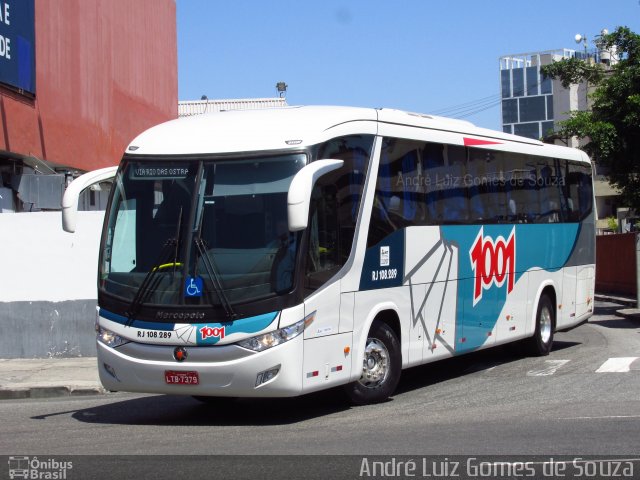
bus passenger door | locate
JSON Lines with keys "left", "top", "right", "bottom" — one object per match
{"left": 301, "top": 181, "right": 353, "bottom": 392}
{"left": 302, "top": 281, "right": 353, "bottom": 393}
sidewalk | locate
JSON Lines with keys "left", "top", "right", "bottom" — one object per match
{"left": 594, "top": 293, "right": 640, "bottom": 320}
{"left": 0, "top": 357, "right": 105, "bottom": 400}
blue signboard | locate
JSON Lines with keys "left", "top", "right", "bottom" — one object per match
{"left": 0, "top": 0, "right": 35, "bottom": 94}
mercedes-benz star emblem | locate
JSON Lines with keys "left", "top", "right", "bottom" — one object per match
{"left": 173, "top": 347, "right": 188, "bottom": 362}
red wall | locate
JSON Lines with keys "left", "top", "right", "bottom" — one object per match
{"left": 596, "top": 233, "right": 637, "bottom": 297}
{"left": 0, "top": 0, "right": 177, "bottom": 171}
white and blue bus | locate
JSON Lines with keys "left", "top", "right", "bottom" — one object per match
{"left": 63, "top": 106, "right": 595, "bottom": 404}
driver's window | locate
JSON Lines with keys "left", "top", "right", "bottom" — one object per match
{"left": 306, "top": 183, "right": 340, "bottom": 290}
{"left": 304, "top": 134, "right": 374, "bottom": 294}
{"left": 110, "top": 199, "right": 137, "bottom": 272}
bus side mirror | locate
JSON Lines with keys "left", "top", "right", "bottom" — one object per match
{"left": 62, "top": 166, "right": 118, "bottom": 232}
{"left": 287, "top": 159, "right": 343, "bottom": 232}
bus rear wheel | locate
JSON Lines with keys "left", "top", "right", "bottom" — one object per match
{"left": 344, "top": 320, "right": 401, "bottom": 405}
{"left": 526, "top": 295, "right": 555, "bottom": 356}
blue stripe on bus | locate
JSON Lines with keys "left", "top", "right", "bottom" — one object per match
{"left": 99, "top": 308, "right": 279, "bottom": 343}
{"left": 194, "top": 311, "right": 279, "bottom": 345}
{"left": 441, "top": 223, "right": 579, "bottom": 352}
{"left": 359, "top": 223, "right": 582, "bottom": 352}
{"left": 99, "top": 309, "right": 176, "bottom": 331}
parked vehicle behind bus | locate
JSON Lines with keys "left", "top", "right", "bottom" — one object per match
{"left": 63, "top": 106, "right": 595, "bottom": 405}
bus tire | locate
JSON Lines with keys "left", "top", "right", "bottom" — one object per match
{"left": 344, "top": 320, "right": 401, "bottom": 405}
{"left": 526, "top": 295, "right": 555, "bottom": 356}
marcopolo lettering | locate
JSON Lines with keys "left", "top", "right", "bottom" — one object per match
{"left": 155, "top": 311, "right": 206, "bottom": 321}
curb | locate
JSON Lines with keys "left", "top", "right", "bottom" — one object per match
{"left": 594, "top": 294, "right": 637, "bottom": 308}
{"left": 0, "top": 385, "right": 106, "bottom": 400}
{"left": 616, "top": 309, "right": 640, "bottom": 321}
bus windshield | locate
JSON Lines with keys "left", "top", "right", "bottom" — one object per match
{"left": 100, "top": 153, "right": 307, "bottom": 310}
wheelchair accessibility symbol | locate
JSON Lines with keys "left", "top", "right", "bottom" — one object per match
{"left": 185, "top": 276, "right": 203, "bottom": 297}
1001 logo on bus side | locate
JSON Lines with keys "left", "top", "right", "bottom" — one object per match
{"left": 469, "top": 227, "right": 516, "bottom": 306}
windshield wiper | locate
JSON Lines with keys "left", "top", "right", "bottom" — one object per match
{"left": 125, "top": 237, "right": 177, "bottom": 324}
{"left": 126, "top": 208, "right": 184, "bottom": 324}
{"left": 192, "top": 199, "right": 237, "bottom": 319}
{"left": 194, "top": 237, "right": 237, "bottom": 320}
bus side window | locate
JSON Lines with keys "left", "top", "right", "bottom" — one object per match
{"left": 567, "top": 162, "right": 593, "bottom": 221}
{"left": 305, "top": 183, "right": 340, "bottom": 291}
{"left": 441, "top": 145, "right": 468, "bottom": 223}
{"left": 367, "top": 138, "right": 422, "bottom": 246}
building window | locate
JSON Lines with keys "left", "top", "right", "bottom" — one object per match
{"left": 526, "top": 67, "right": 539, "bottom": 96}
{"left": 514, "top": 122, "right": 540, "bottom": 139}
{"left": 540, "top": 74, "right": 552, "bottom": 95}
{"left": 501, "top": 70, "right": 511, "bottom": 98}
{"left": 502, "top": 99, "right": 518, "bottom": 124}
{"left": 519, "top": 96, "right": 546, "bottom": 122}
{"left": 541, "top": 121, "right": 555, "bottom": 138}
{"left": 512, "top": 68, "right": 525, "bottom": 97}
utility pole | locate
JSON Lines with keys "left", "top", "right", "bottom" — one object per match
{"left": 636, "top": 233, "right": 640, "bottom": 307}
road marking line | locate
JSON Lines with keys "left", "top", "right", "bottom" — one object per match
{"left": 563, "top": 415, "right": 640, "bottom": 420}
{"left": 526, "top": 359, "right": 570, "bottom": 376}
{"left": 595, "top": 357, "right": 638, "bottom": 373}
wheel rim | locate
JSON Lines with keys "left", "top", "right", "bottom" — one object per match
{"left": 358, "top": 338, "right": 390, "bottom": 388}
{"left": 540, "top": 306, "right": 552, "bottom": 344}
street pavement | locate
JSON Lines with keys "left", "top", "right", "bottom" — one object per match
{"left": 1, "top": 295, "right": 638, "bottom": 401}
{"left": 0, "top": 357, "right": 104, "bottom": 399}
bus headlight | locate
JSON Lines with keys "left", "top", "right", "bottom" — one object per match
{"left": 237, "top": 317, "right": 308, "bottom": 352}
{"left": 97, "top": 327, "right": 130, "bottom": 348}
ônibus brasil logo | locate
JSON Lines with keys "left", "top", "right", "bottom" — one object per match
{"left": 469, "top": 227, "right": 516, "bottom": 306}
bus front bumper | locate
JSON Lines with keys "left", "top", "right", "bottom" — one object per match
{"left": 97, "top": 334, "right": 304, "bottom": 397}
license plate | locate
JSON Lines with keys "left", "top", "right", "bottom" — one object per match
{"left": 165, "top": 370, "right": 199, "bottom": 385}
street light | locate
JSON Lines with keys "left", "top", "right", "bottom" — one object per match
{"left": 574, "top": 33, "right": 588, "bottom": 57}
{"left": 276, "top": 81, "right": 288, "bottom": 98}
{"left": 574, "top": 34, "right": 590, "bottom": 111}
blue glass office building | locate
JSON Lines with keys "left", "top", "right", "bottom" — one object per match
{"left": 499, "top": 49, "right": 590, "bottom": 140}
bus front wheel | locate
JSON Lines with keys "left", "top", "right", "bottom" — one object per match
{"left": 526, "top": 295, "right": 555, "bottom": 356}
{"left": 344, "top": 320, "right": 401, "bottom": 405}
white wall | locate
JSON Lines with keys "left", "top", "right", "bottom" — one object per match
{"left": 0, "top": 211, "right": 105, "bottom": 302}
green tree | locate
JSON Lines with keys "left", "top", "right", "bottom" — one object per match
{"left": 541, "top": 27, "right": 640, "bottom": 210}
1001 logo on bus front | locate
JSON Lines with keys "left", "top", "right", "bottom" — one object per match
{"left": 200, "top": 326, "right": 225, "bottom": 341}
{"left": 469, "top": 227, "right": 516, "bottom": 306}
